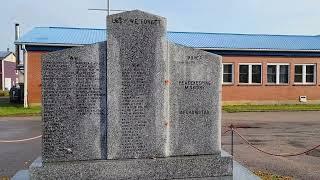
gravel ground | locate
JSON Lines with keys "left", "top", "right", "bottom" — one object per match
{"left": 0, "top": 112, "right": 319, "bottom": 179}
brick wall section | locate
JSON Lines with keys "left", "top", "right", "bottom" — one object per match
{"left": 26, "top": 52, "right": 320, "bottom": 104}
{"left": 222, "top": 56, "right": 320, "bottom": 103}
{"left": 27, "top": 51, "right": 46, "bottom": 104}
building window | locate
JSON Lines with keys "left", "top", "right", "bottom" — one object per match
{"left": 267, "top": 64, "right": 289, "bottom": 84}
{"left": 239, "top": 64, "right": 262, "bottom": 84}
{"left": 294, "top": 64, "right": 316, "bottom": 84}
{"left": 223, "top": 63, "right": 233, "bottom": 84}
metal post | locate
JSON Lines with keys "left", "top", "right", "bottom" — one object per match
{"left": 15, "top": 24, "right": 20, "bottom": 66}
{"left": 107, "top": 0, "right": 110, "bottom": 16}
{"left": 230, "top": 124, "right": 234, "bottom": 156}
{"left": 231, "top": 129, "right": 234, "bottom": 156}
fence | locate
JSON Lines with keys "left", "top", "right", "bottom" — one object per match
{"left": 1, "top": 125, "right": 320, "bottom": 158}
{"left": 225, "top": 124, "right": 320, "bottom": 157}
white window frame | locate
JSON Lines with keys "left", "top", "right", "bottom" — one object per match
{"left": 267, "top": 63, "right": 290, "bottom": 84}
{"left": 294, "top": 64, "right": 316, "bottom": 84}
{"left": 238, "top": 63, "right": 262, "bottom": 84}
{"left": 222, "top": 63, "right": 234, "bottom": 84}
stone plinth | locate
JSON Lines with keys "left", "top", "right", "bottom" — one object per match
{"left": 30, "top": 153, "right": 232, "bottom": 180}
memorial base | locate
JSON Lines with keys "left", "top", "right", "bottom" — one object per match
{"left": 29, "top": 153, "right": 232, "bottom": 180}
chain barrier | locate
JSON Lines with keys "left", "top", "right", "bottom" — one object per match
{"left": 225, "top": 124, "right": 320, "bottom": 157}
{"left": 0, "top": 135, "right": 42, "bottom": 143}
{"left": 1, "top": 124, "right": 319, "bottom": 157}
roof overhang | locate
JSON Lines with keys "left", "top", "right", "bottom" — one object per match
{"left": 15, "top": 42, "right": 84, "bottom": 47}
{"left": 15, "top": 42, "right": 320, "bottom": 53}
{"left": 199, "top": 47, "right": 320, "bottom": 52}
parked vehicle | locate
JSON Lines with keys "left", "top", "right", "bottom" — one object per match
{"left": 9, "top": 85, "right": 23, "bottom": 103}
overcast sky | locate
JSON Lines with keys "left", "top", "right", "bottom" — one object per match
{"left": 2, "top": 0, "right": 320, "bottom": 50}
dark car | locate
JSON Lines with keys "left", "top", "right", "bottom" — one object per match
{"left": 9, "top": 85, "right": 23, "bottom": 103}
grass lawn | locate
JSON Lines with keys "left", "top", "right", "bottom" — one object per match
{"left": 223, "top": 104, "right": 320, "bottom": 113}
{"left": 255, "top": 171, "right": 293, "bottom": 180}
{"left": 0, "top": 97, "right": 41, "bottom": 117}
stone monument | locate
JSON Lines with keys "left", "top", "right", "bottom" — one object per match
{"left": 29, "top": 10, "right": 233, "bottom": 179}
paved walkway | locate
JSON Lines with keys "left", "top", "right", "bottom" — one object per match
{"left": 0, "top": 117, "right": 41, "bottom": 177}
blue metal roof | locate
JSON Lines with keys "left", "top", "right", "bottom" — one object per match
{"left": 16, "top": 27, "right": 106, "bottom": 46}
{"left": 15, "top": 27, "right": 320, "bottom": 51}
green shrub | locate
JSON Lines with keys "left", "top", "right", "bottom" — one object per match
{"left": 0, "top": 90, "right": 9, "bottom": 96}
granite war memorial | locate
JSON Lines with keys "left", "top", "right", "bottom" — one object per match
{"left": 28, "top": 10, "right": 233, "bottom": 179}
